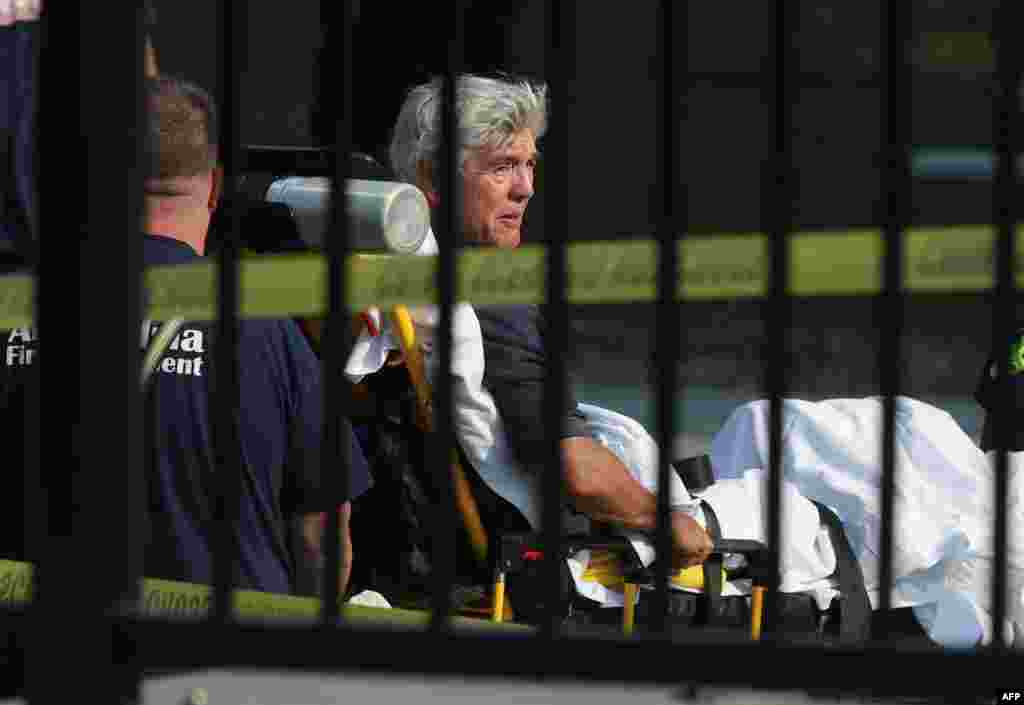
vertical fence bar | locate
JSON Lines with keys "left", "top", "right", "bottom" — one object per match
{"left": 877, "top": 0, "right": 910, "bottom": 619}
{"left": 650, "top": 0, "right": 679, "bottom": 636}
{"left": 29, "top": 4, "right": 146, "bottom": 702}
{"left": 318, "top": 0, "right": 354, "bottom": 627}
{"left": 763, "top": 0, "right": 796, "bottom": 635}
{"left": 21, "top": 12, "right": 55, "bottom": 699}
{"left": 430, "top": 0, "right": 464, "bottom": 632}
{"left": 990, "top": 0, "right": 1019, "bottom": 649}
{"left": 541, "top": 0, "right": 571, "bottom": 640}
{"left": 211, "top": 0, "right": 245, "bottom": 623}
{"left": 117, "top": 11, "right": 150, "bottom": 699}
{"left": 23, "top": 4, "right": 69, "bottom": 698}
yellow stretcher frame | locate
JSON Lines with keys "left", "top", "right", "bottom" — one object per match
{"left": 389, "top": 305, "right": 513, "bottom": 621}
{"left": 489, "top": 530, "right": 769, "bottom": 639}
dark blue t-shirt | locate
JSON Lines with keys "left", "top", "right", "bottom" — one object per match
{"left": 143, "top": 234, "right": 371, "bottom": 594}
{"left": 1, "top": 23, "right": 37, "bottom": 257}
{"left": 475, "top": 304, "right": 586, "bottom": 474}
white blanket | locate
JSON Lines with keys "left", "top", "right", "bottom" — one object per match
{"left": 711, "top": 396, "right": 1024, "bottom": 648}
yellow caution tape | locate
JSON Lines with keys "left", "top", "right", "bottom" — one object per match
{"left": 0, "top": 559, "right": 530, "bottom": 632}
{"left": 0, "top": 224, "right": 1021, "bottom": 330}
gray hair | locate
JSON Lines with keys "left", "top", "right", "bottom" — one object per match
{"left": 389, "top": 74, "right": 548, "bottom": 186}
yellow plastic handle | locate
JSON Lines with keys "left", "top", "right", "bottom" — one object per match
{"left": 389, "top": 305, "right": 489, "bottom": 567}
{"left": 750, "top": 585, "right": 765, "bottom": 640}
{"left": 391, "top": 306, "right": 433, "bottom": 422}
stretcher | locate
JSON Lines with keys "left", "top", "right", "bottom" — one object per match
{"left": 389, "top": 304, "right": 774, "bottom": 637}
{"left": 491, "top": 532, "right": 772, "bottom": 638}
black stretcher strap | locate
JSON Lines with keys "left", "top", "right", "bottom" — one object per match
{"left": 701, "top": 496, "right": 870, "bottom": 643}
{"left": 812, "top": 500, "right": 872, "bottom": 645}
{"left": 700, "top": 499, "right": 723, "bottom": 625}
{"left": 673, "top": 454, "right": 715, "bottom": 495}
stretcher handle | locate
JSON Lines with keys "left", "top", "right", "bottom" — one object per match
{"left": 712, "top": 538, "right": 771, "bottom": 641}
{"left": 390, "top": 305, "right": 490, "bottom": 568}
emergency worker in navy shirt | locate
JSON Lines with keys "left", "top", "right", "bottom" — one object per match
{"left": 383, "top": 75, "right": 713, "bottom": 574}
{"left": 140, "top": 75, "right": 371, "bottom": 596}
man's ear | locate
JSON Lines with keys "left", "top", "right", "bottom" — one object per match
{"left": 415, "top": 160, "right": 439, "bottom": 209}
{"left": 208, "top": 166, "right": 224, "bottom": 212}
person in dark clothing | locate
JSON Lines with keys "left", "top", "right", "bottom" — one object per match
{"left": 0, "top": 3, "right": 39, "bottom": 265}
{"left": 139, "top": 75, "right": 371, "bottom": 596}
{"left": 975, "top": 328, "right": 1024, "bottom": 452}
{"left": 0, "top": 2, "right": 40, "bottom": 565}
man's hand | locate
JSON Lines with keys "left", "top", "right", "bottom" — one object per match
{"left": 670, "top": 511, "right": 713, "bottom": 569}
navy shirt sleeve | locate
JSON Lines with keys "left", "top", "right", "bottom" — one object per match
{"left": 1, "top": 23, "right": 38, "bottom": 256}
{"left": 476, "top": 304, "right": 587, "bottom": 474}
{"left": 277, "top": 318, "right": 372, "bottom": 513}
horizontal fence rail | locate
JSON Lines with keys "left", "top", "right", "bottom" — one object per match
{"left": 1, "top": 226, "right": 1023, "bottom": 328}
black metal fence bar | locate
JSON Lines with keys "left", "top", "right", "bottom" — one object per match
{"left": 877, "top": 0, "right": 911, "bottom": 618}
{"left": 318, "top": 0, "right": 354, "bottom": 624}
{"left": 125, "top": 619, "right": 1014, "bottom": 699}
{"left": 430, "top": 0, "right": 464, "bottom": 632}
{"left": 763, "top": 0, "right": 796, "bottom": 632}
{"left": 123, "top": 16, "right": 152, "bottom": 701}
{"left": 14, "top": 20, "right": 44, "bottom": 701}
{"left": 210, "top": 0, "right": 246, "bottom": 623}
{"left": 23, "top": 4, "right": 147, "bottom": 702}
{"left": 650, "top": 0, "right": 680, "bottom": 634}
{"left": 23, "top": 7, "right": 59, "bottom": 701}
{"left": 540, "top": 0, "right": 571, "bottom": 639}
{"left": 990, "top": 0, "right": 1020, "bottom": 648}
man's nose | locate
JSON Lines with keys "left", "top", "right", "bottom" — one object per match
{"left": 510, "top": 166, "right": 533, "bottom": 200}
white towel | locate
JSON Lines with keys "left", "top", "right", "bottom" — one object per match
{"left": 344, "top": 227, "right": 439, "bottom": 384}
{"left": 347, "top": 590, "right": 392, "bottom": 608}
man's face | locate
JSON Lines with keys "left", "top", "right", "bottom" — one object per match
{"left": 459, "top": 129, "right": 537, "bottom": 248}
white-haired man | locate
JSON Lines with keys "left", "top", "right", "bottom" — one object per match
{"left": 349, "top": 74, "right": 711, "bottom": 617}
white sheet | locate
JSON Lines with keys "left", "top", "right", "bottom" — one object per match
{"left": 710, "top": 396, "right": 1024, "bottom": 648}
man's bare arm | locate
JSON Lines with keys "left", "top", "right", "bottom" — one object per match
{"left": 560, "top": 436, "right": 712, "bottom": 567}
{"left": 302, "top": 502, "right": 353, "bottom": 599}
